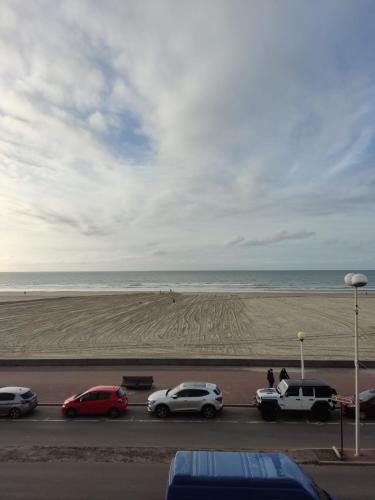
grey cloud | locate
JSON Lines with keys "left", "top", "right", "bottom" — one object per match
{"left": 16, "top": 207, "right": 110, "bottom": 237}
{"left": 243, "top": 230, "right": 315, "bottom": 247}
{"left": 226, "top": 236, "right": 245, "bottom": 246}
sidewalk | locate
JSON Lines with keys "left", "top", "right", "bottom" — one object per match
{"left": 1, "top": 365, "right": 374, "bottom": 404}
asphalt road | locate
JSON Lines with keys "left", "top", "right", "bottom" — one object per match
{"left": 2, "top": 406, "right": 375, "bottom": 499}
{"left": 1, "top": 406, "right": 375, "bottom": 449}
{"left": 1, "top": 462, "right": 374, "bottom": 500}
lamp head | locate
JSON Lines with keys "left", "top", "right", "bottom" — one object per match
{"left": 344, "top": 273, "right": 355, "bottom": 286}
{"left": 297, "top": 331, "right": 305, "bottom": 341}
{"left": 351, "top": 273, "right": 368, "bottom": 288}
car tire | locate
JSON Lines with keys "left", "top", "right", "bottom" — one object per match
{"left": 8, "top": 407, "right": 22, "bottom": 419}
{"left": 155, "top": 404, "right": 169, "bottom": 418}
{"left": 108, "top": 407, "right": 120, "bottom": 419}
{"left": 260, "top": 404, "right": 277, "bottom": 421}
{"left": 66, "top": 407, "right": 77, "bottom": 418}
{"left": 201, "top": 405, "right": 217, "bottom": 419}
{"left": 311, "top": 404, "right": 330, "bottom": 422}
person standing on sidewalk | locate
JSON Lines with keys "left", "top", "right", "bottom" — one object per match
{"left": 267, "top": 368, "right": 275, "bottom": 388}
{"left": 279, "top": 368, "right": 289, "bottom": 382}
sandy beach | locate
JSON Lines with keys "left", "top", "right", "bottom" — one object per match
{"left": 0, "top": 291, "right": 374, "bottom": 360}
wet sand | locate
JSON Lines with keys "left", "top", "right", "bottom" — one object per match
{"left": 0, "top": 291, "right": 374, "bottom": 360}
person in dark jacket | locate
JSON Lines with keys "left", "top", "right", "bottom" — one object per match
{"left": 279, "top": 368, "right": 290, "bottom": 382}
{"left": 267, "top": 368, "right": 275, "bottom": 388}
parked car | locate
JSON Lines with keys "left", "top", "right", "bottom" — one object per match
{"left": 256, "top": 379, "right": 337, "bottom": 421}
{"left": 62, "top": 385, "right": 128, "bottom": 418}
{"left": 0, "top": 386, "right": 38, "bottom": 419}
{"left": 165, "top": 451, "right": 334, "bottom": 499}
{"left": 344, "top": 389, "right": 375, "bottom": 420}
{"left": 147, "top": 381, "right": 223, "bottom": 418}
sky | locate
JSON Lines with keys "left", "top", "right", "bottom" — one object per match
{"left": 1, "top": 0, "right": 375, "bottom": 271}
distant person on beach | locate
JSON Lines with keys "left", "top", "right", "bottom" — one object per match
{"left": 267, "top": 368, "right": 274, "bottom": 388}
{"left": 279, "top": 368, "right": 289, "bottom": 381}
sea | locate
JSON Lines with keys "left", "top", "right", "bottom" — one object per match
{"left": 0, "top": 270, "right": 373, "bottom": 293}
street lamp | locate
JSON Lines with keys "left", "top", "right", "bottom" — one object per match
{"left": 344, "top": 272, "right": 368, "bottom": 457}
{"left": 297, "top": 331, "right": 305, "bottom": 379}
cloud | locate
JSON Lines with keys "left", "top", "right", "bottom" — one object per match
{"left": 229, "top": 230, "right": 316, "bottom": 248}
{"left": 226, "top": 236, "right": 245, "bottom": 247}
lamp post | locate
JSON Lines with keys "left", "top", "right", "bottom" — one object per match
{"left": 297, "top": 331, "right": 305, "bottom": 379}
{"left": 344, "top": 272, "right": 368, "bottom": 457}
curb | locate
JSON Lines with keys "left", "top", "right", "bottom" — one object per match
{"left": 318, "top": 460, "right": 375, "bottom": 466}
{"left": 38, "top": 403, "right": 256, "bottom": 408}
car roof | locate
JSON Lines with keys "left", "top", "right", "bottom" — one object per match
{"left": 0, "top": 386, "right": 31, "bottom": 394}
{"left": 85, "top": 385, "right": 120, "bottom": 392}
{"left": 283, "top": 379, "right": 330, "bottom": 387}
{"left": 180, "top": 382, "right": 216, "bottom": 390}
{"left": 169, "top": 451, "right": 319, "bottom": 497}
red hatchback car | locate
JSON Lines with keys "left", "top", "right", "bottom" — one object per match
{"left": 62, "top": 385, "right": 128, "bottom": 418}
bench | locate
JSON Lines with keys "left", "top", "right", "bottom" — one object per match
{"left": 122, "top": 375, "right": 154, "bottom": 390}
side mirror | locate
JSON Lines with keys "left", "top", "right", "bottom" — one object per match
{"left": 172, "top": 395, "right": 178, "bottom": 399}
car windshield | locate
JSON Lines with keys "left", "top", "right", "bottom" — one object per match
{"left": 359, "top": 390, "right": 375, "bottom": 402}
{"left": 168, "top": 385, "right": 181, "bottom": 397}
{"left": 116, "top": 388, "right": 126, "bottom": 398}
{"left": 21, "top": 390, "right": 34, "bottom": 400}
{"left": 276, "top": 380, "right": 287, "bottom": 394}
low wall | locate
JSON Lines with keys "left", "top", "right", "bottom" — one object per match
{"left": 0, "top": 358, "right": 373, "bottom": 368}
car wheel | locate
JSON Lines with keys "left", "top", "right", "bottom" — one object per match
{"left": 108, "top": 407, "right": 120, "bottom": 419}
{"left": 8, "top": 407, "right": 22, "bottom": 419}
{"left": 359, "top": 410, "right": 367, "bottom": 420}
{"left": 201, "top": 405, "right": 216, "bottom": 419}
{"left": 155, "top": 404, "right": 169, "bottom": 418}
{"left": 261, "top": 404, "right": 277, "bottom": 421}
{"left": 311, "top": 404, "right": 330, "bottom": 422}
{"left": 66, "top": 407, "right": 77, "bottom": 418}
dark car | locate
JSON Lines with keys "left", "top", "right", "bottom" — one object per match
{"left": 344, "top": 389, "right": 375, "bottom": 420}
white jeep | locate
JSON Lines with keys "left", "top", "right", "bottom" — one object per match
{"left": 256, "top": 379, "right": 337, "bottom": 421}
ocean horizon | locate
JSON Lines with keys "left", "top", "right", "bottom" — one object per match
{"left": 0, "top": 270, "right": 373, "bottom": 293}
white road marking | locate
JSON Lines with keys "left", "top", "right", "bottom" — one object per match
{"left": 1, "top": 417, "right": 374, "bottom": 425}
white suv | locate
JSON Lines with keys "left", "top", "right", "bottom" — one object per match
{"left": 148, "top": 382, "right": 223, "bottom": 418}
{"left": 256, "top": 379, "right": 336, "bottom": 421}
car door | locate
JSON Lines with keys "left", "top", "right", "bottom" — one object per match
{"left": 0, "top": 393, "right": 15, "bottom": 416}
{"left": 169, "top": 389, "right": 191, "bottom": 412}
{"left": 96, "top": 391, "right": 111, "bottom": 414}
{"left": 367, "top": 397, "right": 375, "bottom": 417}
{"left": 282, "top": 386, "right": 302, "bottom": 410}
{"left": 300, "top": 386, "right": 315, "bottom": 411}
{"left": 74, "top": 391, "right": 100, "bottom": 415}
{"left": 184, "top": 389, "right": 209, "bottom": 412}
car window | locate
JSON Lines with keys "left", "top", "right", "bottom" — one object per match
{"left": 359, "top": 390, "right": 375, "bottom": 402}
{"left": 302, "top": 387, "right": 314, "bottom": 397}
{"left": 214, "top": 387, "right": 221, "bottom": 395}
{"left": 315, "top": 386, "right": 331, "bottom": 398}
{"left": 98, "top": 391, "right": 110, "bottom": 400}
{"left": 81, "top": 391, "right": 99, "bottom": 402}
{"left": 175, "top": 389, "right": 191, "bottom": 398}
{"left": 285, "top": 386, "right": 299, "bottom": 397}
{"left": 21, "top": 390, "right": 34, "bottom": 400}
{"left": 189, "top": 389, "right": 209, "bottom": 397}
{"left": 0, "top": 393, "right": 15, "bottom": 401}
